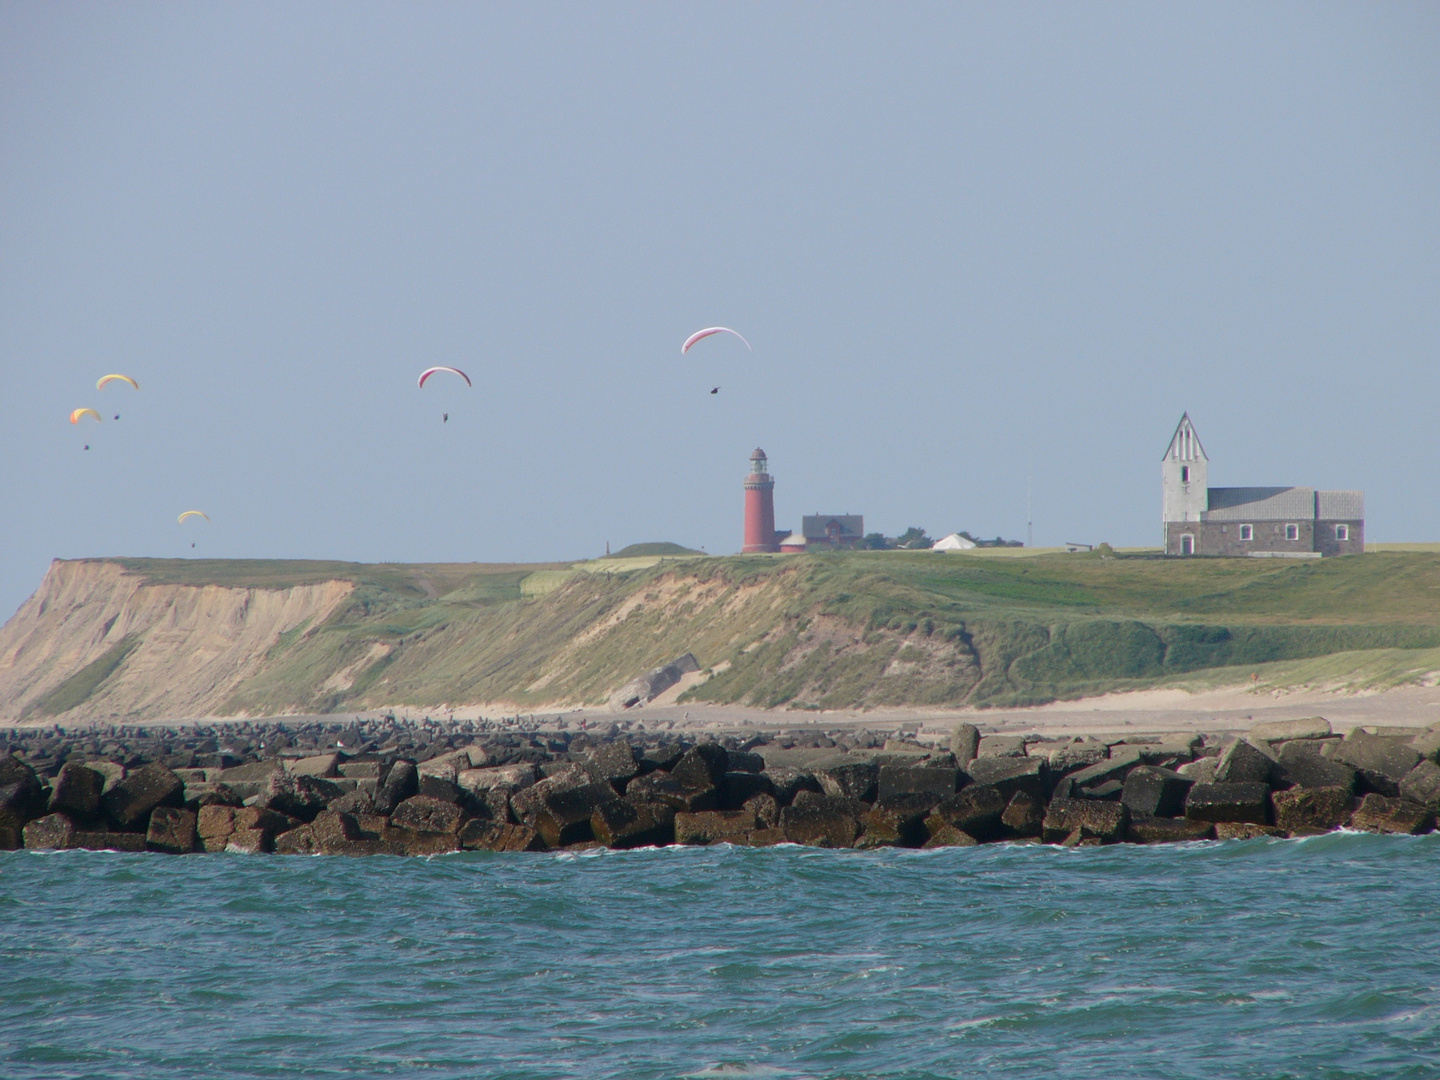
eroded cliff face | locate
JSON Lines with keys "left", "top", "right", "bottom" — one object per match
{"left": 9, "top": 554, "right": 1398, "bottom": 723}
{"left": 0, "top": 560, "right": 353, "bottom": 722}
{"left": 0, "top": 558, "right": 979, "bottom": 722}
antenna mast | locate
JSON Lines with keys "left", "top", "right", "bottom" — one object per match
{"left": 1027, "top": 474, "right": 1033, "bottom": 549}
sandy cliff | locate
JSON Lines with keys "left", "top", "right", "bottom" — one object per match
{"left": 0, "top": 560, "right": 353, "bottom": 722}
{"left": 7, "top": 551, "right": 1440, "bottom": 724}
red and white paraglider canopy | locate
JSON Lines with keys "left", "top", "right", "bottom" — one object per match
{"left": 417, "top": 366, "right": 473, "bottom": 389}
{"left": 681, "top": 327, "right": 752, "bottom": 354}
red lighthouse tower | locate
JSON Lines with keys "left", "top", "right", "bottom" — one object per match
{"left": 743, "top": 448, "right": 779, "bottom": 553}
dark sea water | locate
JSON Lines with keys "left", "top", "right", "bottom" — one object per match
{"left": 2, "top": 834, "right": 1438, "bottom": 1080}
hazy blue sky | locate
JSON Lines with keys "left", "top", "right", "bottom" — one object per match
{"left": 3, "top": 3, "right": 1438, "bottom": 618}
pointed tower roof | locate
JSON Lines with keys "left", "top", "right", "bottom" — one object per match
{"left": 1162, "top": 412, "right": 1208, "bottom": 462}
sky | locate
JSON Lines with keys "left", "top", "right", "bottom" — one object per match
{"left": 2, "top": 2, "right": 1438, "bottom": 619}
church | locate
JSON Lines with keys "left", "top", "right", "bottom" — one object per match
{"left": 1162, "top": 413, "right": 1364, "bottom": 557}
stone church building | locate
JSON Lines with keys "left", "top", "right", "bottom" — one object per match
{"left": 1162, "top": 413, "right": 1364, "bottom": 557}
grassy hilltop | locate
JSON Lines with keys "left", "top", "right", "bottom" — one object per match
{"left": 673, "top": 548, "right": 1440, "bottom": 709}
{"left": 11, "top": 547, "right": 1440, "bottom": 721}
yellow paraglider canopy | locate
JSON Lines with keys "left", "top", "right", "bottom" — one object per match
{"left": 177, "top": 510, "right": 209, "bottom": 524}
{"left": 69, "top": 408, "right": 101, "bottom": 424}
{"left": 97, "top": 374, "right": 140, "bottom": 391}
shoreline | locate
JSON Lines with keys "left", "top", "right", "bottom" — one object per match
{"left": 7, "top": 681, "right": 1440, "bottom": 740}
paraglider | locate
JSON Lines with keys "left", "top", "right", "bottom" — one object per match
{"left": 96, "top": 374, "right": 139, "bottom": 392}
{"left": 69, "top": 408, "right": 101, "bottom": 424}
{"left": 417, "top": 366, "right": 472, "bottom": 389}
{"left": 681, "top": 327, "right": 752, "bottom": 354}
{"left": 419, "top": 368, "right": 469, "bottom": 423}
{"left": 177, "top": 510, "right": 209, "bottom": 524}
{"left": 710, "top": 387, "right": 720, "bottom": 395}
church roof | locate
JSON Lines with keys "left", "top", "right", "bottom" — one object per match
{"left": 1317, "top": 491, "right": 1364, "bottom": 519}
{"left": 1201, "top": 487, "right": 1365, "bottom": 522}
{"left": 1162, "top": 412, "right": 1208, "bottom": 463}
{"left": 1203, "top": 487, "right": 1313, "bottom": 521}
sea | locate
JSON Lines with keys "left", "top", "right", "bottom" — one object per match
{"left": 2, "top": 834, "right": 1438, "bottom": 1079}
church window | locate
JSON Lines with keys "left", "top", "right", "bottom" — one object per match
{"left": 1336, "top": 524, "right": 1349, "bottom": 541}
{"left": 1286, "top": 524, "right": 1299, "bottom": 541}
{"left": 1180, "top": 466, "right": 1190, "bottom": 483}
{"left": 1239, "top": 524, "right": 1253, "bottom": 541}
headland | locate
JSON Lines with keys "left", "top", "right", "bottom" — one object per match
{"left": 6, "top": 547, "right": 1440, "bottom": 726}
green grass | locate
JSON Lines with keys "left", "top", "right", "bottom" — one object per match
{"left": 671, "top": 551, "right": 1440, "bottom": 707}
{"left": 54, "top": 549, "right": 1440, "bottom": 714}
{"left": 602, "top": 542, "right": 704, "bottom": 558}
{"left": 1163, "top": 644, "right": 1440, "bottom": 694}
{"left": 21, "top": 635, "right": 141, "bottom": 720}
{"left": 520, "top": 569, "right": 583, "bottom": 597}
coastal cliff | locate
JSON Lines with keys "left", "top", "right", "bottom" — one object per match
{"left": 0, "top": 561, "right": 354, "bottom": 723}
{"left": 5, "top": 552, "right": 1440, "bottom": 723}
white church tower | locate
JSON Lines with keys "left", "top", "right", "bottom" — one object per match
{"left": 1162, "top": 412, "right": 1208, "bottom": 536}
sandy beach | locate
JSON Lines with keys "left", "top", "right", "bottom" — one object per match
{"left": 589, "top": 683, "right": 1440, "bottom": 740}
{"left": 22, "top": 682, "right": 1437, "bottom": 742}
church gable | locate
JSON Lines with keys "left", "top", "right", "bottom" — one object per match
{"left": 1162, "top": 412, "right": 1208, "bottom": 463}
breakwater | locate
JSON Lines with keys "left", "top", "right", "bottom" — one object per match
{"left": 3, "top": 714, "right": 1439, "bottom": 855}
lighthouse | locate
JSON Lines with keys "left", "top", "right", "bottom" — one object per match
{"left": 743, "top": 448, "right": 779, "bottom": 553}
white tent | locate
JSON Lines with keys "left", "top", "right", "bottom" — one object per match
{"left": 933, "top": 533, "right": 977, "bottom": 551}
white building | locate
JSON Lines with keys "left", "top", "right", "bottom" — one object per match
{"left": 1162, "top": 413, "right": 1364, "bottom": 557}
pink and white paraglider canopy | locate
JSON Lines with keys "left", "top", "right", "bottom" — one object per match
{"left": 681, "top": 327, "right": 752, "bottom": 354}
{"left": 417, "top": 366, "right": 473, "bottom": 389}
